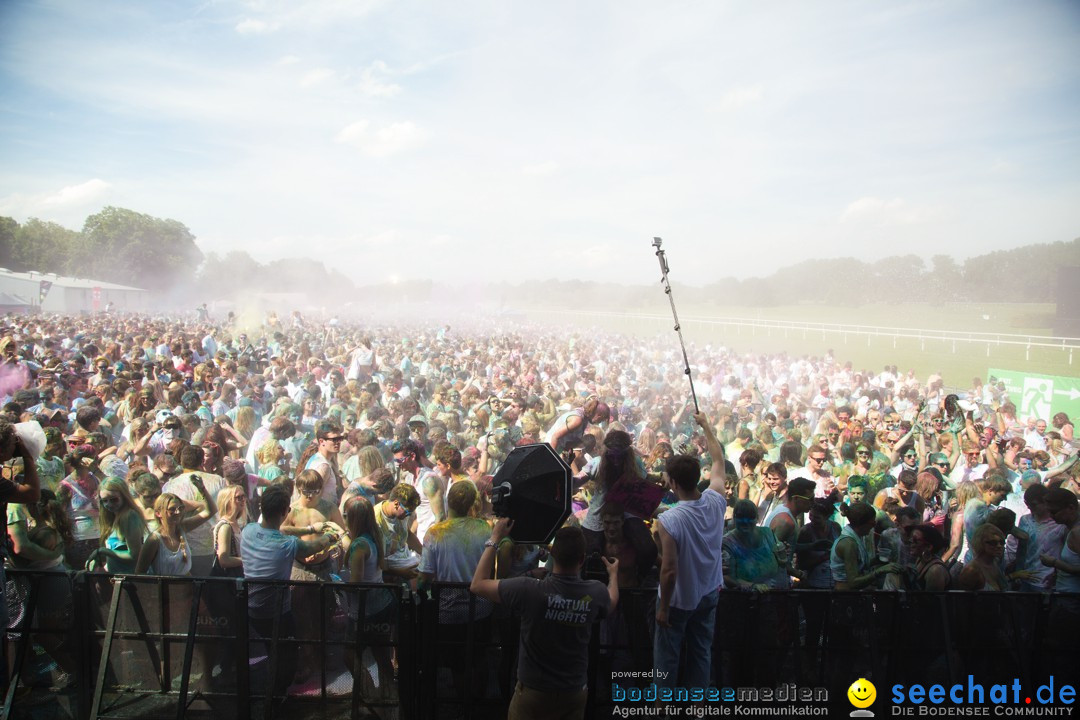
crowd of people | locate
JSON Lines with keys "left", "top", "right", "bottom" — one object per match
{"left": 1, "top": 309, "right": 1079, "bottom": 713}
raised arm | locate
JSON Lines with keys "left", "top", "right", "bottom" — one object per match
{"left": 603, "top": 554, "right": 620, "bottom": 609}
{"left": 890, "top": 427, "right": 916, "bottom": 464}
{"left": 180, "top": 475, "right": 217, "bottom": 531}
{"left": 470, "top": 518, "right": 512, "bottom": 603}
{"left": 693, "top": 411, "right": 726, "bottom": 496}
{"left": 1044, "top": 454, "right": 1078, "bottom": 481}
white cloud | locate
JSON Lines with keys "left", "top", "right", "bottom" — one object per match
{"left": 235, "top": 18, "right": 278, "bottom": 35}
{"left": 300, "top": 67, "right": 335, "bottom": 87}
{"left": 335, "top": 120, "right": 428, "bottom": 157}
{"left": 357, "top": 63, "right": 401, "bottom": 98}
{"left": 361, "top": 230, "right": 398, "bottom": 247}
{"left": 840, "top": 197, "right": 924, "bottom": 226}
{"left": 521, "top": 161, "right": 559, "bottom": 176}
{"left": 2, "top": 1, "right": 1077, "bottom": 285}
{"left": 990, "top": 158, "right": 1016, "bottom": 174}
{"left": 40, "top": 178, "right": 112, "bottom": 207}
{"left": 0, "top": 179, "right": 113, "bottom": 229}
{"left": 717, "top": 85, "right": 763, "bottom": 111}
{"left": 579, "top": 244, "right": 613, "bottom": 266}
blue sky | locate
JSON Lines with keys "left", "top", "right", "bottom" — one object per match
{"left": 1, "top": 0, "right": 1078, "bottom": 285}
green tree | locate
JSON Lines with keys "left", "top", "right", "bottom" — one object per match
{"left": 198, "top": 250, "right": 263, "bottom": 294}
{"left": 9, "top": 218, "right": 80, "bottom": 274}
{"left": 927, "top": 254, "right": 962, "bottom": 301}
{"left": 79, "top": 206, "right": 203, "bottom": 289}
{"left": 0, "top": 217, "right": 20, "bottom": 269}
{"left": 871, "top": 255, "right": 925, "bottom": 295}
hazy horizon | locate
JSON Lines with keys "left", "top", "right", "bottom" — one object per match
{"left": 2, "top": 0, "right": 1078, "bottom": 285}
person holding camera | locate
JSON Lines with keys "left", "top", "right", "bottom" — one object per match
{"left": 470, "top": 519, "right": 618, "bottom": 720}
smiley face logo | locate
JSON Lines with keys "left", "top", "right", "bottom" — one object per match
{"left": 847, "top": 678, "right": 877, "bottom": 709}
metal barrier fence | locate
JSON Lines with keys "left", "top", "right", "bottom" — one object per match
{"left": 4, "top": 571, "right": 1079, "bottom": 719}
{"left": 3, "top": 570, "right": 407, "bottom": 720}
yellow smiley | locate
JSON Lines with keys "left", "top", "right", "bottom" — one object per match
{"left": 847, "top": 678, "right": 876, "bottom": 709}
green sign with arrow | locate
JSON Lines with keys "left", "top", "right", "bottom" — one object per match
{"left": 988, "top": 368, "right": 1080, "bottom": 422}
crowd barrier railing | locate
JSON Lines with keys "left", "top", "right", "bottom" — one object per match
{"left": 4, "top": 570, "right": 1079, "bottom": 719}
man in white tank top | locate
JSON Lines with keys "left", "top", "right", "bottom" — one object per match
{"left": 653, "top": 412, "right": 727, "bottom": 691}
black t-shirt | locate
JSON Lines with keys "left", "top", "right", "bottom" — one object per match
{"left": 498, "top": 572, "right": 610, "bottom": 693}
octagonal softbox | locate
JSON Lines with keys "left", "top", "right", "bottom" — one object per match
{"left": 490, "top": 443, "right": 573, "bottom": 545}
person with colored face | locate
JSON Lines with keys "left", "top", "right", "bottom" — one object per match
{"left": 890, "top": 443, "right": 920, "bottom": 482}
{"left": 87, "top": 478, "right": 148, "bottom": 573}
{"left": 723, "top": 499, "right": 786, "bottom": 592}
{"left": 375, "top": 483, "right": 422, "bottom": 586}
{"left": 831, "top": 502, "right": 899, "bottom": 591}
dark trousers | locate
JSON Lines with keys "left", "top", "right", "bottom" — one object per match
{"left": 249, "top": 612, "right": 297, "bottom": 696}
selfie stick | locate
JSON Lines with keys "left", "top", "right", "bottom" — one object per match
{"left": 652, "top": 237, "right": 699, "bottom": 414}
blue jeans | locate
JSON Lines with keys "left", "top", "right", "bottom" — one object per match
{"left": 653, "top": 589, "right": 719, "bottom": 690}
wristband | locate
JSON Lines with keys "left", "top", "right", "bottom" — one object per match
{"left": 484, "top": 539, "right": 498, "bottom": 549}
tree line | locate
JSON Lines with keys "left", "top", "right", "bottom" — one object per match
{"left": 0, "top": 208, "right": 350, "bottom": 299}
{"left": 1, "top": 207, "right": 1076, "bottom": 305}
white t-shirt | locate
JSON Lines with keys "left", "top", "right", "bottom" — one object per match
{"left": 655, "top": 489, "right": 727, "bottom": 610}
{"left": 418, "top": 517, "right": 493, "bottom": 622}
{"left": 162, "top": 472, "right": 226, "bottom": 557}
{"left": 413, "top": 468, "right": 446, "bottom": 543}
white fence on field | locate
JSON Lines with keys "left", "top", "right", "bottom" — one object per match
{"left": 521, "top": 309, "right": 1080, "bottom": 364}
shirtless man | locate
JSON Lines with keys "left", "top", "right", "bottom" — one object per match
{"left": 280, "top": 468, "right": 345, "bottom": 687}
{"left": 873, "top": 469, "right": 926, "bottom": 516}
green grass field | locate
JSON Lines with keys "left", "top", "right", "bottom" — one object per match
{"left": 522, "top": 302, "right": 1077, "bottom": 386}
